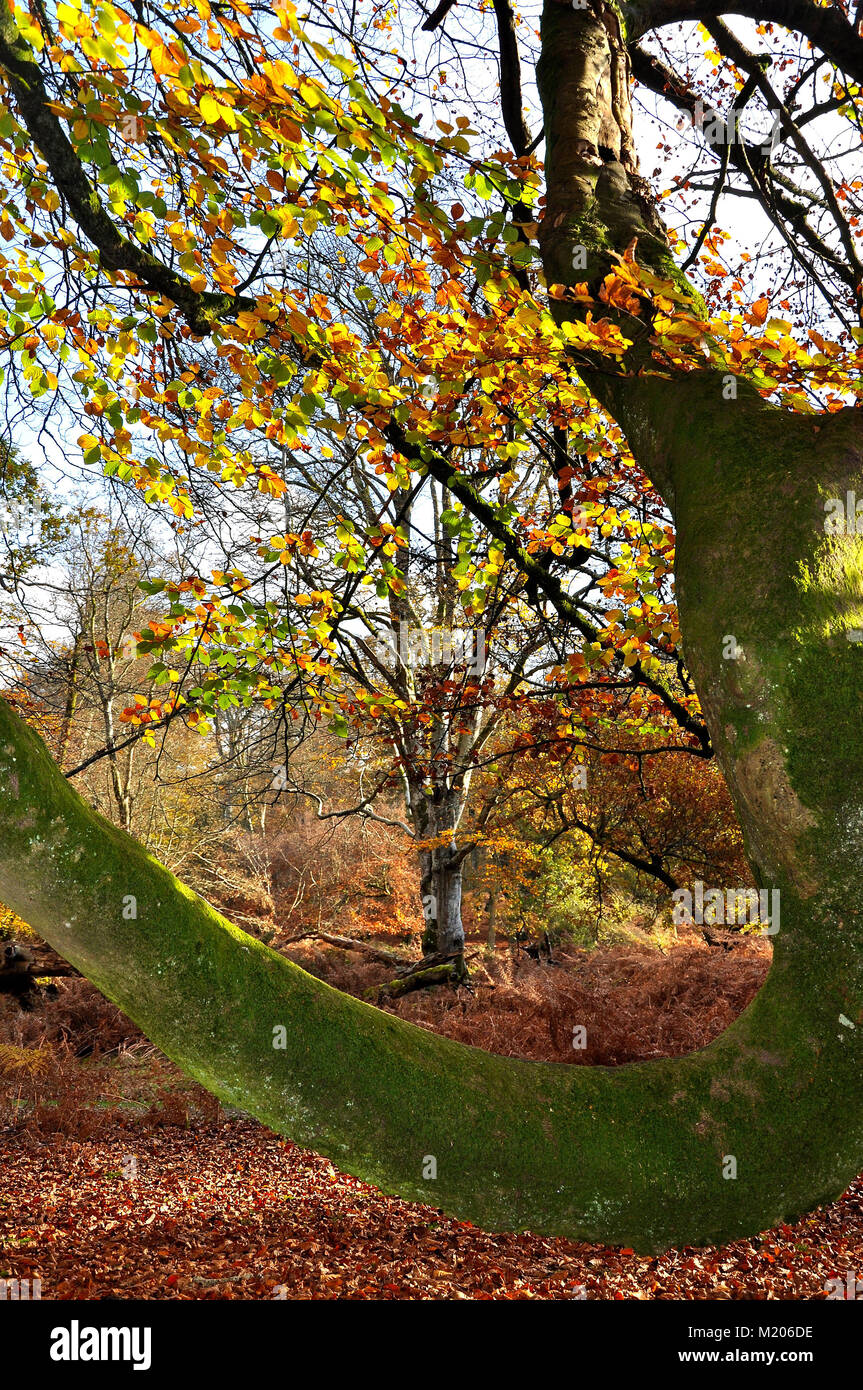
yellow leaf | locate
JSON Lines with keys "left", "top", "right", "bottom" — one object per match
{"left": 199, "top": 93, "right": 237, "bottom": 128}
{"left": 199, "top": 93, "right": 221, "bottom": 123}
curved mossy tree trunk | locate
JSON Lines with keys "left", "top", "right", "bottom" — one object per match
{"left": 0, "top": 0, "right": 862, "bottom": 1255}
{"left": 2, "top": 677, "right": 863, "bottom": 1253}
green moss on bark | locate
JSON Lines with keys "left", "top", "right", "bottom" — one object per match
{"left": 530, "top": 0, "right": 863, "bottom": 1249}
{"left": 2, "top": 695, "right": 863, "bottom": 1253}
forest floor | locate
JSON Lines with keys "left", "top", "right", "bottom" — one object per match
{"left": 3, "top": 1113, "right": 863, "bottom": 1299}
{"left": 2, "top": 933, "right": 858, "bottom": 1300}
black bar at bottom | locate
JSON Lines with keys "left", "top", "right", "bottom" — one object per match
{"left": 0, "top": 1294, "right": 855, "bottom": 1378}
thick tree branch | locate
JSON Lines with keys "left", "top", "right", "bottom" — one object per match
{"left": 422, "top": 0, "right": 458, "bottom": 32}
{"left": 492, "top": 0, "right": 533, "bottom": 157}
{"left": 624, "top": 0, "right": 863, "bottom": 85}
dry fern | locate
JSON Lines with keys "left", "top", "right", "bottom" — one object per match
{"left": 0, "top": 1043, "right": 51, "bottom": 1076}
